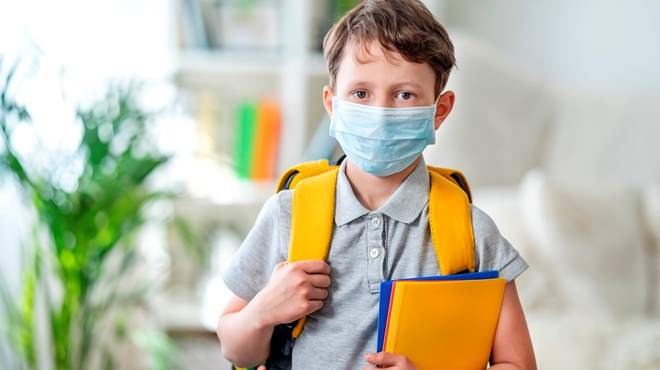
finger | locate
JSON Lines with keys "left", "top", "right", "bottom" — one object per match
{"left": 295, "top": 260, "right": 331, "bottom": 275}
{"left": 257, "top": 366, "right": 267, "bottom": 370}
{"left": 304, "top": 299, "right": 324, "bottom": 314}
{"left": 309, "top": 273, "right": 332, "bottom": 288}
{"left": 365, "top": 352, "right": 403, "bottom": 367}
{"left": 306, "top": 287, "right": 329, "bottom": 300}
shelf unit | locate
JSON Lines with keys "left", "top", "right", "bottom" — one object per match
{"left": 167, "top": 2, "right": 340, "bottom": 247}
{"left": 173, "top": 0, "right": 333, "bottom": 176}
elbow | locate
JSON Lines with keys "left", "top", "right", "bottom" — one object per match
{"left": 220, "top": 349, "right": 238, "bottom": 367}
{"left": 217, "top": 318, "right": 267, "bottom": 368}
{"left": 221, "top": 347, "right": 265, "bottom": 369}
{"left": 217, "top": 336, "right": 249, "bottom": 368}
{"left": 220, "top": 351, "right": 245, "bottom": 369}
{"left": 216, "top": 318, "right": 237, "bottom": 365}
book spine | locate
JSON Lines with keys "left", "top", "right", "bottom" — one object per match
{"left": 251, "top": 98, "right": 280, "bottom": 180}
{"left": 234, "top": 101, "right": 257, "bottom": 179}
{"left": 382, "top": 282, "right": 398, "bottom": 352}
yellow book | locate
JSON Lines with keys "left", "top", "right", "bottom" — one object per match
{"left": 381, "top": 274, "right": 506, "bottom": 370}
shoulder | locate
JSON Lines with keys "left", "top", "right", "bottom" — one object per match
{"left": 275, "top": 188, "right": 293, "bottom": 211}
{"left": 470, "top": 204, "right": 529, "bottom": 281}
{"left": 470, "top": 204, "right": 501, "bottom": 239}
{"left": 222, "top": 191, "right": 292, "bottom": 300}
{"left": 273, "top": 189, "right": 293, "bottom": 228}
{"left": 256, "top": 189, "right": 292, "bottom": 223}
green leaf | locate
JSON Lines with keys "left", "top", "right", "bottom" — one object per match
{"left": 0, "top": 61, "right": 191, "bottom": 370}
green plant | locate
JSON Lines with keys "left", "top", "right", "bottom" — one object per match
{"left": 0, "top": 60, "right": 185, "bottom": 370}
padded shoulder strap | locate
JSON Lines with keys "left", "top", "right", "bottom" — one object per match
{"left": 427, "top": 166, "right": 472, "bottom": 202}
{"left": 287, "top": 166, "right": 339, "bottom": 338}
{"left": 288, "top": 168, "right": 339, "bottom": 261}
{"left": 427, "top": 165, "right": 476, "bottom": 275}
{"left": 276, "top": 159, "right": 335, "bottom": 191}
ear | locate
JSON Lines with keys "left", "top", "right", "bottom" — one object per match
{"left": 322, "top": 85, "right": 334, "bottom": 118}
{"left": 434, "top": 90, "right": 455, "bottom": 130}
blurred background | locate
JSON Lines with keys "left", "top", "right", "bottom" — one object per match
{"left": 1, "top": 0, "right": 659, "bottom": 369}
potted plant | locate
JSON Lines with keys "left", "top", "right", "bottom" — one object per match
{"left": 0, "top": 60, "right": 191, "bottom": 370}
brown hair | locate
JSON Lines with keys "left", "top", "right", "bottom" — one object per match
{"left": 323, "top": 0, "right": 456, "bottom": 96}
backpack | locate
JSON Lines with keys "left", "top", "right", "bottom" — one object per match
{"left": 233, "top": 157, "right": 475, "bottom": 370}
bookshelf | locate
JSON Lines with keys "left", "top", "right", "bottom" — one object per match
{"left": 162, "top": 3, "right": 353, "bottom": 349}
{"left": 168, "top": 0, "right": 341, "bottom": 275}
{"left": 173, "top": 0, "right": 338, "bottom": 176}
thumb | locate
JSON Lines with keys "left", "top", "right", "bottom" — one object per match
{"left": 365, "top": 351, "right": 402, "bottom": 367}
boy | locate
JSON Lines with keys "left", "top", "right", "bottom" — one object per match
{"left": 217, "top": 1, "right": 536, "bottom": 369}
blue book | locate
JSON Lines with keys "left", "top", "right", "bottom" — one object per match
{"left": 376, "top": 270, "right": 500, "bottom": 352}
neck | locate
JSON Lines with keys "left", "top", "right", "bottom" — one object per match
{"left": 345, "top": 157, "right": 422, "bottom": 211}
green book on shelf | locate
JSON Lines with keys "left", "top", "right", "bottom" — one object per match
{"left": 234, "top": 101, "right": 257, "bottom": 179}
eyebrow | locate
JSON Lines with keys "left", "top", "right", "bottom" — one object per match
{"left": 343, "top": 81, "right": 424, "bottom": 90}
{"left": 390, "top": 81, "right": 424, "bottom": 90}
{"left": 344, "top": 81, "right": 374, "bottom": 88}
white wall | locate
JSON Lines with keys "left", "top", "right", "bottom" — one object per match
{"left": 0, "top": 0, "right": 176, "bottom": 94}
{"left": 446, "top": 0, "right": 660, "bottom": 94}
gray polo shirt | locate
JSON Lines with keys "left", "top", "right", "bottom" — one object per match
{"left": 223, "top": 157, "right": 528, "bottom": 369}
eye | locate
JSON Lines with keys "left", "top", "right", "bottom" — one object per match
{"left": 395, "top": 91, "right": 416, "bottom": 100}
{"left": 351, "top": 90, "right": 368, "bottom": 99}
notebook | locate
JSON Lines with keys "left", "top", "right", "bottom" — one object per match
{"left": 377, "top": 271, "right": 506, "bottom": 370}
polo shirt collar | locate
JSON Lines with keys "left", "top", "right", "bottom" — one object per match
{"left": 334, "top": 157, "right": 429, "bottom": 226}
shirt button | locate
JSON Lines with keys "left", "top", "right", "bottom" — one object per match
{"left": 371, "top": 218, "right": 381, "bottom": 227}
{"left": 369, "top": 248, "right": 380, "bottom": 258}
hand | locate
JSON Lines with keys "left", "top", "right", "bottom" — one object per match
{"left": 249, "top": 260, "right": 331, "bottom": 327}
{"left": 362, "top": 352, "right": 419, "bottom": 370}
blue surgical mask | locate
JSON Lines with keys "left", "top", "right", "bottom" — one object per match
{"left": 329, "top": 96, "right": 437, "bottom": 176}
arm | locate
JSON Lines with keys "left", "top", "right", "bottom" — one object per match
{"left": 217, "top": 295, "right": 273, "bottom": 367}
{"left": 217, "top": 260, "right": 332, "bottom": 368}
{"left": 488, "top": 281, "right": 537, "bottom": 370}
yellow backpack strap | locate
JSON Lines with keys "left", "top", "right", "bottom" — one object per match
{"left": 288, "top": 167, "right": 339, "bottom": 262}
{"left": 427, "top": 165, "right": 476, "bottom": 275}
{"left": 275, "top": 159, "right": 335, "bottom": 191}
{"left": 278, "top": 162, "right": 339, "bottom": 338}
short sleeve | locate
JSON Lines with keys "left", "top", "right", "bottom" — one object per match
{"left": 222, "top": 192, "right": 288, "bottom": 301}
{"left": 471, "top": 205, "right": 529, "bottom": 282}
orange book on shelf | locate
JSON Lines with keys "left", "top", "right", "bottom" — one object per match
{"left": 251, "top": 98, "right": 281, "bottom": 180}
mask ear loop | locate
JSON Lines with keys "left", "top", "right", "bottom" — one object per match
{"left": 430, "top": 93, "right": 442, "bottom": 122}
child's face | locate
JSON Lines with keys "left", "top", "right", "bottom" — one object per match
{"left": 323, "top": 39, "right": 454, "bottom": 130}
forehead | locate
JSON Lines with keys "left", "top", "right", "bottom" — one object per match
{"left": 335, "top": 39, "right": 435, "bottom": 88}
